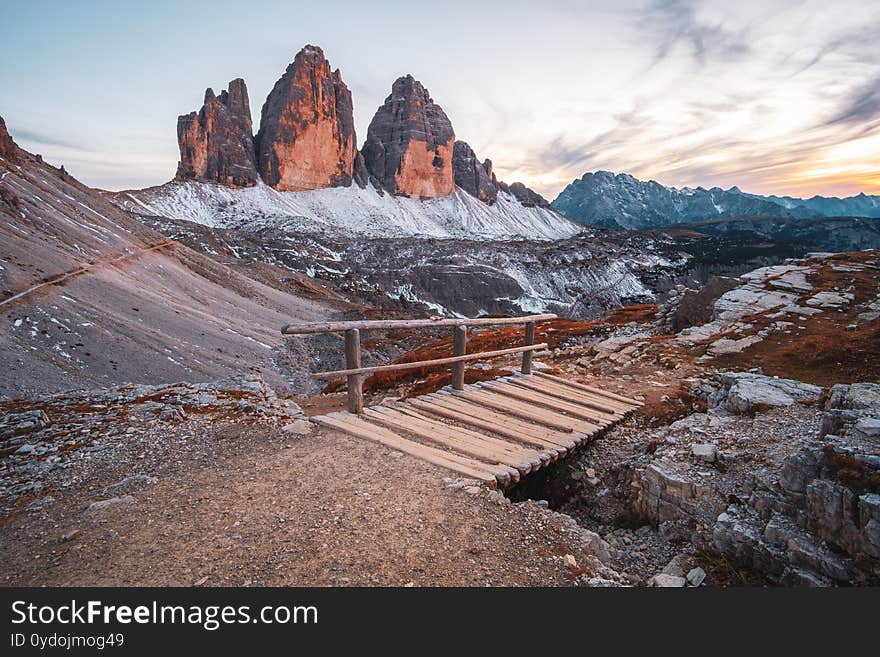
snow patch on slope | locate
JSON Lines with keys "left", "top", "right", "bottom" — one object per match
{"left": 116, "top": 181, "right": 582, "bottom": 241}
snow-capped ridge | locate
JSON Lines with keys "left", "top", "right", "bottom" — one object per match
{"left": 114, "top": 180, "right": 582, "bottom": 241}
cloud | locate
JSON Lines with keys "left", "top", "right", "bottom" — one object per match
{"left": 9, "top": 127, "right": 91, "bottom": 152}
{"left": 827, "top": 76, "right": 880, "bottom": 126}
{"left": 637, "top": 0, "right": 751, "bottom": 67}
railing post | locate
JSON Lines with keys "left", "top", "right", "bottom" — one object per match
{"left": 521, "top": 321, "right": 535, "bottom": 375}
{"left": 345, "top": 328, "right": 363, "bottom": 414}
{"left": 452, "top": 324, "right": 467, "bottom": 390}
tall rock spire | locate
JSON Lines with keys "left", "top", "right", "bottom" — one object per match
{"left": 362, "top": 75, "right": 455, "bottom": 199}
{"left": 175, "top": 78, "right": 257, "bottom": 187}
{"left": 255, "top": 45, "right": 359, "bottom": 191}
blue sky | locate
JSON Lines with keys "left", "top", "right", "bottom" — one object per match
{"left": 2, "top": 0, "right": 879, "bottom": 198}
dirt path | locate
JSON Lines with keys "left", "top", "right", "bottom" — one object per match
{"left": 0, "top": 419, "right": 586, "bottom": 587}
{"left": 0, "top": 239, "right": 178, "bottom": 309}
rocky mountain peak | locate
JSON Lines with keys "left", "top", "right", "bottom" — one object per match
{"left": 175, "top": 78, "right": 257, "bottom": 187}
{"left": 254, "top": 45, "right": 359, "bottom": 191}
{"left": 452, "top": 141, "right": 498, "bottom": 205}
{"left": 362, "top": 75, "right": 455, "bottom": 199}
{"left": 0, "top": 114, "right": 18, "bottom": 163}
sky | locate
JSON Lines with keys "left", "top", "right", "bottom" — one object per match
{"left": 1, "top": 0, "right": 879, "bottom": 200}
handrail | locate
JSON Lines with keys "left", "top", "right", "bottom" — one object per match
{"left": 281, "top": 313, "right": 556, "bottom": 414}
{"left": 312, "top": 343, "right": 549, "bottom": 379}
{"left": 281, "top": 313, "right": 557, "bottom": 335}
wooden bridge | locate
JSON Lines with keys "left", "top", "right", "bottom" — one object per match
{"left": 281, "top": 314, "right": 642, "bottom": 488}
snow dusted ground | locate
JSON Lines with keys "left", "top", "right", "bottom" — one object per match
{"left": 114, "top": 180, "right": 583, "bottom": 241}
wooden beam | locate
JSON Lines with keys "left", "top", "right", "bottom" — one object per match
{"left": 311, "top": 343, "right": 548, "bottom": 379}
{"left": 282, "top": 313, "right": 558, "bottom": 335}
{"left": 533, "top": 371, "right": 643, "bottom": 406}
{"left": 452, "top": 324, "right": 467, "bottom": 390}
{"left": 521, "top": 321, "right": 535, "bottom": 374}
{"left": 345, "top": 328, "right": 363, "bottom": 414}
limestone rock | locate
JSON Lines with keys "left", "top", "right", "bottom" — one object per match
{"left": 649, "top": 573, "right": 686, "bottom": 587}
{"left": 714, "top": 372, "right": 823, "bottom": 415}
{"left": 255, "top": 45, "right": 358, "bottom": 191}
{"left": 362, "top": 75, "right": 455, "bottom": 199}
{"left": 176, "top": 79, "right": 257, "bottom": 187}
{"left": 500, "top": 181, "right": 551, "bottom": 208}
{"left": 0, "top": 115, "right": 17, "bottom": 163}
{"left": 826, "top": 383, "right": 880, "bottom": 411}
{"left": 452, "top": 141, "right": 497, "bottom": 205}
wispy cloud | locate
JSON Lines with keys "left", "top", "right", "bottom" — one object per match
{"left": 637, "top": 0, "right": 751, "bottom": 67}
{"left": 10, "top": 127, "right": 91, "bottom": 152}
{"left": 827, "top": 76, "right": 880, "bottom": 126}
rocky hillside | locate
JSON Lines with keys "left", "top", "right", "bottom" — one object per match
{"left": 0, "top": 117, "right": 342, "bottom": 398}
{"left": 552, "top": 170, "right": 880, "bottom": 231}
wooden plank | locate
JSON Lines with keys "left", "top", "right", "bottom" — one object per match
{"left": 282, "top": 313, "right": 558, "bottom": 335}
{"left": 425, "top": 391, "right": 580, "bottom": 449}
{"left": 312, "top": 343, "right": 548, "bottom": 379}
{"left": 463, "top": 386, "right": 607, "bottom": 434}
{"left": 344, "top": 328, "right": 363, "bottom": 414}
{"left": 317, "top": 414, "right": 503, "bottom": 487}
{"left": 362, "top": 409, "right": 524, "bottom": 480}
{"left": 513, "top": 374, "right": 637, "bottom": 410}
{"left": 505, "top": 377, "right": 629, "bottom": 415}
{"left": 420, "top": 392, "right": 576, "bottom": 449}
{"left": 410, "top": 397, "right": 570, "bottom": 455}
{"left": 477, "top": 381, "right": 617, "bottom": 425}
{"left": 510, "top": 376, "right": 636, "bottom": 414}
{"left": 452, "top": 324, "right": 467, "bottom": 390}
{"left": 390, "top": 405, "right": 552, "bottom": 468}
{"left": 453, "top": 389, "right": 590, "bottom": 434}
{"left": 534, "top": 371, "right": 643, "bottom": 406}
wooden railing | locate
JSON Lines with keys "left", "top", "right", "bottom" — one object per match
{"left": 281, "top": 314, "right": 557, "bottom": 414}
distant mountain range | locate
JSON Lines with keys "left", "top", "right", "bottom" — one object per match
{"left": 551, "top": 171, "right": 880, "bottom": 230}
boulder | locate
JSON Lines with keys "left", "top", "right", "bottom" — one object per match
{"left": 714, "top": 372, "right": 823, "bottom": 415}
{"left": 826, "top": 383, "right": 880, "bottom": 411}
{"left": 649, "top": 573, "right": 687, "bottom": 587}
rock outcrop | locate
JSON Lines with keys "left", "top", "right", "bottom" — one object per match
{"left": 255, "top": 45, "right": 359, "bottom": 191}
{"left": 0, "top": 115, "right": 17, "bottom": 163}
{"left": 452, "top": 139, "right": 551, "bottom": 208}
{"left": 453, "top": 141, "right": 497, "bottom": 205}
{"left": 362, "top": 75, "right": 455, "bottom": 199}
{"left": 175, "top": 79, "right": 257, "bottom": 187}
{"left": 501, "top": 181, "right": 551, "bottom": 208}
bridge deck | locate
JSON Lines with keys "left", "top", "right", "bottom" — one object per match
{"left": 313, "top": 372, "right": 642, "bottom": 489}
